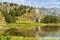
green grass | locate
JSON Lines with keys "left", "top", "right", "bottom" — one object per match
{"left": 0, "top": 21, "right": 60, "bottom": 30}
{"left": 0, "top": 21, "right": 60, "bottom": 28}
{"left": 0, "top": 35, "right": 39, "bottom": 40}
{"left": 1, "top": 22, "right": 40, "bottom": 28}
{"left": 11, "top": 36, "right": 39, "bottom": 40}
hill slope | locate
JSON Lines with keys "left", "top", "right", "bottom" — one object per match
{"left": 0, "top": 2, "right": 45, "bottom": 24}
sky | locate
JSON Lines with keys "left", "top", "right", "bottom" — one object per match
{"left": 0, "top": 0, "right": 60, "bottom": 8}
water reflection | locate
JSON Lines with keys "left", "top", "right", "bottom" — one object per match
{"left": 40, "top": 31, "right": 60, "bottom": 37}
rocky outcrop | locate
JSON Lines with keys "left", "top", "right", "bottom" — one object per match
{"left": 32, "top": 9, "right": 41, "bottom": 23}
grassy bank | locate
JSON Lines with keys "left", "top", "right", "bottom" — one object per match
{"left": 2, "top": 23, "right": 60, "bottom": 28}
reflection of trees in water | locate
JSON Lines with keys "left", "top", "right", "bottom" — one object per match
{"left": 40, "top": 26, "right": 60, "bottom": 37}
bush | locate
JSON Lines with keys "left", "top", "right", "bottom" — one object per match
{"left": 3, "top": 2, "right": 8, "bottom": 4}
{"left": 10, "top": 3, "right": 14, "bottom": 6}
{"left": 1, "top": 10, "right": 16, "bottom": 23}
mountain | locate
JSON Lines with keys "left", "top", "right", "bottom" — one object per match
{"left": 0, "top": 2, "right": 60, "bottom": 24}
{"left": 0, "top": 2, "right": 45, "bottom": 24}
{"left": 39, "top": 8, "right": 60, "bottom": 16}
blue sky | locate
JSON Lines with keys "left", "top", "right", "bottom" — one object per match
{"left": 0, "top": 0, "right": 60, "bottom": 8}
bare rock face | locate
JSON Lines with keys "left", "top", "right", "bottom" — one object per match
{"left": 32, "top": 9, "right": 45, "bottom": 23}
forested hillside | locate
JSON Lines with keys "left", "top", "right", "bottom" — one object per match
{"left": 0, "top": 2, "right": 60, "bottom": 24}
{"left": 0, "top": 2, "right": 45, "bottom": 24}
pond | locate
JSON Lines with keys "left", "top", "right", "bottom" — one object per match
{"left": 39, "top": 26, "right": 60, "bottom": 38}
{"left": 40, "top": 31, "right": 60, "bottom": 38}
